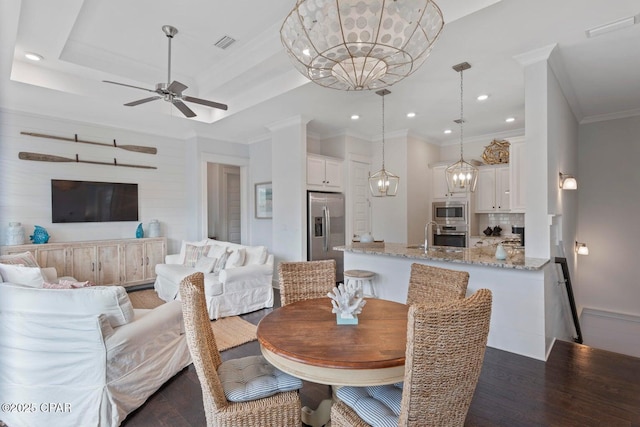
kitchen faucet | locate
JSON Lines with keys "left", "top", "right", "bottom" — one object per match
{"left": 424, "top": 221, "right": 440, "bottom": 251}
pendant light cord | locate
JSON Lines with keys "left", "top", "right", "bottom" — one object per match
{"left": 381, "top": 92, "right": 386, "bottom": 169}
{"left": 459, "top": 68, "right": 464, "bottom": 161}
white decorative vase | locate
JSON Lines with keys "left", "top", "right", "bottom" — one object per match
{"left": 495, "top": 244, "right": 507, "bottom": 260}
{"left": 148, "top": 219, "right": 161, "bottom": 238}
{"left": 360, "top": 232, "right": 374, "bottom": 243}
{"left": 6, "top": 222, "right": 25, "bottom": 245}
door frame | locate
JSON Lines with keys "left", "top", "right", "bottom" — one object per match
{"left": 200, "top": 153, "right": 249, "bottom": 244}
{"left": 346, "top": 153, "right": 372, "bottom": 245}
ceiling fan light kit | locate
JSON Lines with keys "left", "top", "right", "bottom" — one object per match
{"left": 280, "top": 0, "right": 444, "bottom": 91}
{"left": 103, "top": 25, "right": 227, "bottom": 118}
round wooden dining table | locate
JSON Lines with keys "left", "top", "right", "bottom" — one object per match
{"left": 257, "top": 297, "right": 409, "bottom": 387}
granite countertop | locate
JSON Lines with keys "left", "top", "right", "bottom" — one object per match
{"left": 335, "top": 242, "right": 549, "bottom": 271}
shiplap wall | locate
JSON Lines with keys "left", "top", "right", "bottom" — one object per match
{"left": 0, "top": 110, "right": 189, "bottom": 253}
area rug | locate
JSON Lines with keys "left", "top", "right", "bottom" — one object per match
{"left": 128, "top": 288, "right": 257, "bottom": 351}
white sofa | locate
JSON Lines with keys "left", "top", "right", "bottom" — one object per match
{"left": 0, "top": 268, "right": 192, "bottom": 426}
{"left": 154, "top": 239, "right": 274, "bottom": 320}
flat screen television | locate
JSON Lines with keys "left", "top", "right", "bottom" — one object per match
{"left": 51, "top": 179, "right": 139, "bottom": 223}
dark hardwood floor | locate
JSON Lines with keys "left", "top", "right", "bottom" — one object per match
{"left": 123, "top": 290, "right": 640, "bottom": 427}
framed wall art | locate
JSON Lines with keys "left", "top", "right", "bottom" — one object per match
{"left": 254, "top": 182, "right": 272, "bottom": 219}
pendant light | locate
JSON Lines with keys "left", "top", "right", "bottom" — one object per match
{"left": 445, "top": 62, "right": 478, "bottom": 193}
{"left": 369, "top": 89, "right": 399, "bottom": 197}
{"left": 280, "top": 0, "right": 444, "bottom": 91}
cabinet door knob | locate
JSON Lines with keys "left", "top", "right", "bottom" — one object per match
{"left": 91, "top": 262, "right": 95, "bottom": 272}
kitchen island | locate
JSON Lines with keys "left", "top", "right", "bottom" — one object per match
{"left": 335, "top": 243, "right": 558, "bottom": 360}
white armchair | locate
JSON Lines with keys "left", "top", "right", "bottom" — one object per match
{"left": 0, "top": 283, "right": 192, "bottom": 427}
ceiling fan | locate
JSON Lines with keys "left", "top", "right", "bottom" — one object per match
{"left": 103, "top": 25, "right": 227, "bottom": 118}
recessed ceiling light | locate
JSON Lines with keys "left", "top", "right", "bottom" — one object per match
{"left": 505, "top": 117, "right": 515, "bottom": 123}
{"left": 351, "top": 114, "right": 360, "bottom": 120}
{"left": 444, "top": 129, "right": 452, "bottom": 134}
{"left": 25, "top": 52, "right": 43, "bottom": 61}
{"left": 477, "top": 94, "right": 489, "bottom": 101}
{"left": 406, "top": 112, "right": 416, "bottom": 118}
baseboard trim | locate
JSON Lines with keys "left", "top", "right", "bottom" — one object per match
{"left": 581, "top": 307, "right": 640, "bottom": 324}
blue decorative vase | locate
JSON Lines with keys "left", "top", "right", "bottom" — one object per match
{"left": 136, "top": 223, "right": 144, "bottom": 238}
{"left": 29, "top": 225, "right": 50, "bottom": 244}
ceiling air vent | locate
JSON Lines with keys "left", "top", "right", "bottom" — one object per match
{"left": 214, "top": 35, "right": 237, "bottom": 50}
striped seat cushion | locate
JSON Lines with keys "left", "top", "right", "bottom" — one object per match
{"left": 218, "top": 355, "right": 303, "bottom": 402}
{"left": 336, "top": 383, "right": 404, "bottom": 427}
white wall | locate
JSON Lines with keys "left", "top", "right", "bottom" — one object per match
{"left": 0, "top": 110, "right": 188, "bottom": 254}
{"left": 269, "top": 116, "right": 308, "bottom": 265}
{"left": 249, "top": 138, "right": 273, "bottom": 250}
{"left": 370, "top": 133, "right": 408, "bottom": 242}
{"left": 407, "top": 135, "right": 439, "bottom": 244}
{"left": 577, "top": 115, "right": 640, "bottom": 357}
{"left": 0, "top": 110, "right": 254, "bottom": 255}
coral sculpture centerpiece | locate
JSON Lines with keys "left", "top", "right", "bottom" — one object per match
{"left": 328, "top": 282, "right": 367, "bottom": 325}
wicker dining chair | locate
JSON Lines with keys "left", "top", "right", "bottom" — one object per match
{"left": 179, "top": 272, "right": 302, "bottom": 427}
{"left": 278, "top": 259, "right": 336, "bottom": 306}
{"left": 406, "top": 263, "right": 469, "bottom": 306}
{"left": 331, "top": 288, "right": 493, "bottom": 427}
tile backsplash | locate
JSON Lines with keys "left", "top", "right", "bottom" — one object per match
{"left": 476, "top": 213, "right": 524, "bottom": 236}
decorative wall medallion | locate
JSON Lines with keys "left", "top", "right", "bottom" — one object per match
{"left": 481, "top": 139, "right": 511, "bottom": 164}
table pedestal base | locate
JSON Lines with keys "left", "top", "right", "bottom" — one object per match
{"left": 301, "top": 399, "right": 333, "bottom": 427}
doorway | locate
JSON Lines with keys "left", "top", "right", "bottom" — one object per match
{"left": 207, "top": 163, "right": 241, "bottom": 243}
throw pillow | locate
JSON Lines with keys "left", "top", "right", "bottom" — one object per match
{"left": 178, "top": 239, "right": 208, "bottom": 264}
{"left": 0, "top": 264, "right": 44, "bottom": 288}
{"left": 43, "top": 280, "right": 95, "bottom": 289}
{"left": 0, "top": 251, "right": 39, "bottom": 268}
{"left": 183, "top": 244, "right": 206, "bottom": 267}
{"left": 59, "top": 279, "right": 94, "bottom": 288}
{"left": 213, "top": 250, "right": 231, "bottom": 275}
{"left": 224, "top": 248, "right": 246, "bottom": 269}
{"left": 244, "top": 246, "right": 267, "bottom": 266}
{"left": 206, "top": 244, "right": 228, "bottom": 260}
{"left": 195, "top": 256, "right": 217, "bottom": 274}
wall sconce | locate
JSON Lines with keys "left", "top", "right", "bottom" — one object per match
{"left": 559, "top": 172, "right": 578, "bottom": 190}
{"left": 575, "top": 241, "right": 589, "bottom": 255}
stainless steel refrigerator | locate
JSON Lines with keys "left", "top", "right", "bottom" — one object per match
{"left": 308, "top": 191, "right": 345, "bottom": 282}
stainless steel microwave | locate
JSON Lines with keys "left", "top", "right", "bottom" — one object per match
{"left": 433, "top": 201, "right": 467, "bottom": 224}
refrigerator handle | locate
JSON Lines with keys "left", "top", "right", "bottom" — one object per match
{"left": 324, "top": 206, "right": 330, "bottom": 252}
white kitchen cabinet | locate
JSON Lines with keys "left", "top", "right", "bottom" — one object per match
{"left": 509, "top": 142, "right": 526, "bottom": 212}
{"left": 475, "top": 166, "right": 510, "bottom": 212}
{"left": 431, "top": 164, "right": 468, "bottom": 200}
{"left": 307, "top": 154, "right": 343, "bottom": 191}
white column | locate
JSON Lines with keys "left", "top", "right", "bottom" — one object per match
{"left": 268, "top": 116, "right": 310, "bottom": 265}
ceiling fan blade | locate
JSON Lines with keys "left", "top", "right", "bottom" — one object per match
{"left": 124, "top": 96, "right": 162, "bottom": 106}
{"left": 103, "top": 80, "right": 155, "bottom": 93}
{"left": 172, "top": 100, "right": 196, "bottom": 118}
{"left": 183, "top": 95, "right": 228, "bottom": 111}
{"left": 167, "top": 80, "right": 188, "bottom": 95}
